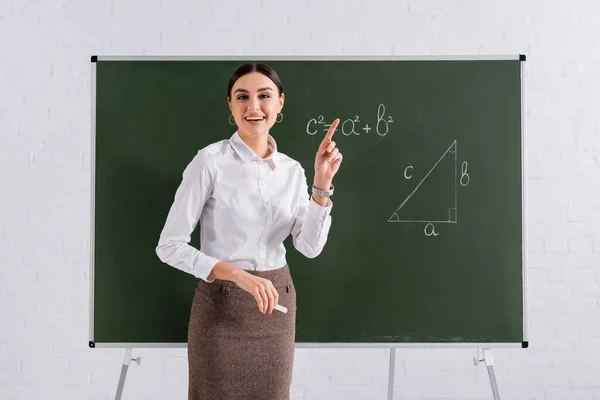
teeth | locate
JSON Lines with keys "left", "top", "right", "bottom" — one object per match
{"left": 245, "top": 116, "right": 264, "bottom": 121}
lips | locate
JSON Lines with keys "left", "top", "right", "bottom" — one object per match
{"left": 244, "top": 116, "right": 266, "bottom": 121}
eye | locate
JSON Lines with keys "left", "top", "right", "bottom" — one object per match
{"left": 260, "top": 94, "right": 271, "bottom": 99}
{"left": 237, "top": 95, "right": 248, "bottom": 100}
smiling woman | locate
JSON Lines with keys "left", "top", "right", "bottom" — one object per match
{"left": 155, "top": 62, "right": 343, "bottom": 400}
{"left": 227, "top": 64, "right": 285, "bottom": 158}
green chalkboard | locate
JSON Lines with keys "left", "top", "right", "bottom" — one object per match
{"left": 90, "top": 56, "right": 527, "bottom": 347}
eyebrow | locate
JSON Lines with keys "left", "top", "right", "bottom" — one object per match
{"left": 233, "top": 87, "right": 274, "bottom": 94}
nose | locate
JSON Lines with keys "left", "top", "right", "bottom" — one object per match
{"left": 247, "top": 97, "right": 260, "bottom": 111}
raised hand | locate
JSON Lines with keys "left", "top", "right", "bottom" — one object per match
{"left": 314, "top": 118, "right": 343, "bottom": 185}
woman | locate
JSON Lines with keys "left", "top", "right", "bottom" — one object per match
{"left": 156, "top": 62, "right": 343, "bottom": 400}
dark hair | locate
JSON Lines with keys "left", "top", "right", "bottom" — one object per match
{"left": 227, "top": 63, "right": 284, "bottom": 99}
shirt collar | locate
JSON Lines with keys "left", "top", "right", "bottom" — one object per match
{"left": 230, "top": 130, "right": 279, "bottom": 170}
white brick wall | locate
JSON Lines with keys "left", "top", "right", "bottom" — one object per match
{"left": 1, "top": 0, "right": 599, "bottom": 398}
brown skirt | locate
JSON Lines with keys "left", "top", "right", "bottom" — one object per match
{"left": 187, "top": 264, "right": 296, "bottom": 400}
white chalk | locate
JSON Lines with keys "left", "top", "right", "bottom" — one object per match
{"left": 274, "top": 304, "right": 288, "bottom": 313}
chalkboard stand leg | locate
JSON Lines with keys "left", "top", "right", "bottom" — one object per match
{"left": 387, "top": 348, "right": 396, "bottom": 400}
{"left": 473, "top": 348, "right": 501, "bottom": 400}
{"left": 114, "top": 348, "right": 141, "bottom": 400}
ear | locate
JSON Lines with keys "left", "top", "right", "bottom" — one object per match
{"left": 279, "top": 92, "right": 285, "bottom": 112}
{"left": 227, "top": 97, "right": 232, "bottom": 112}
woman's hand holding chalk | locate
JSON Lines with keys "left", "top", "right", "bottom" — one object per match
{"left": 274, "top": 304, "right": 287, "bottom": 313}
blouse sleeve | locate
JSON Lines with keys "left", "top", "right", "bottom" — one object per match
{"left": 155, "top": 150, "right": 220, "bottom": 282}
{"left": 290, "top": 167, "right": 333, "bottom": 258}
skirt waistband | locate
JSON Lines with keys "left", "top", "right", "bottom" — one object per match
{"left": 205, "top": 264, "right": 293, "bottom": 289}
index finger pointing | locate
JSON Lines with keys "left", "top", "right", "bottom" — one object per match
{"left": 325, "top": 118, "right": 339, "bottom": 141}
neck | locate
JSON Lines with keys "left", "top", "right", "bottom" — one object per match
{"left": 238, "top": 130, "right": 271, "bottom": 158}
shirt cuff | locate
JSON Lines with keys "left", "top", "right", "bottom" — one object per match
{"left": 308, "top": 196, "right": 333, "bottom": 221}
{"left": 195, "top": 255, "right": 221, "bottom": 283}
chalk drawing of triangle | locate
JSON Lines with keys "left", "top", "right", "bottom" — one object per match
{"left": 388, "top": 140, "right": 458, "bottom": 223}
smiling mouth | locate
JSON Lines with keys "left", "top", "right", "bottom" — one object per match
{"left": 245, "top": 116, "right": 265, "bottom": 121}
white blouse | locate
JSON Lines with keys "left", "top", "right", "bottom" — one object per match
{"left": 155, "top": 131, "right": 333, "bottom": 282}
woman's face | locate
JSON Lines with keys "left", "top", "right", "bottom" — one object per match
{"left": 228, "top": 72, "right": 284, "bottom": 138}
